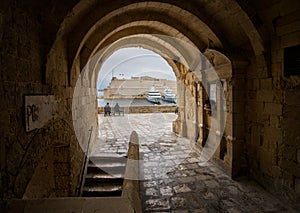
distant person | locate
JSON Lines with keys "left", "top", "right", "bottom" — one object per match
{"left": 104, "top": 102, "right": 111, "bottom": 116}
{"left": 114, "top": 103, "right": 120, "bottom": 115}
{"left": 114, "top": 102, "right": 121, "bottom": 115}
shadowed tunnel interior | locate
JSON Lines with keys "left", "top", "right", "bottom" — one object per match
{"left": 0, "top": 0, "right": 300, "bottom": 212}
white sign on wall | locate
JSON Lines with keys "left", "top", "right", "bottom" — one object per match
{"left": 25, "top": 95, "right": 57, "bottom": 132}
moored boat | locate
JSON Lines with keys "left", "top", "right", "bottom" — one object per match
{"left": 146, "top": 87, "right": 161, "bottom": 104}
{"left": 162, "top": 88, "right": 176, "bottom": 103}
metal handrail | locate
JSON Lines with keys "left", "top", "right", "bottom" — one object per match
{"left": 76, "top": 126, "right": 93, "bottom": 196}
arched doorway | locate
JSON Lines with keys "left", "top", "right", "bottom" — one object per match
{"left": 22, "top": 0, "right": 266, "bottom": 198}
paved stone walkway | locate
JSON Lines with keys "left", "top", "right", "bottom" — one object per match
{"left": 92, "top": 113, "right": 299, "bottom": 213}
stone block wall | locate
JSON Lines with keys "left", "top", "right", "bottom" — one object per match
{"left": 0, "top": 3, "right": 53, "bottom": 199}
{"left": 184, "top": 83, "right": 197, "bottom": 141}
{"left": 22, "top": 149, "right": 55, "bottom": 198}
{"left": 71, "top": 84, "right": 98, "bottom": 196}
{"left": 67, "top": 57, "right": 99, "bottom": 196}
{"left": 245, "top": 6, "right": 300, "bottom": 195}
{"left": 0, "top": 1, "right": 98, "bottom": 199}
{"left": 281, "top": 89, "right": 300, "bottom": 194}
{"left": 174, "top": 80, "right": 188, "bottom": 137}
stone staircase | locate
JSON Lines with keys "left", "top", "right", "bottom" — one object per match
{"left": 82, "top": 155, "right": 127, "bottom": 197}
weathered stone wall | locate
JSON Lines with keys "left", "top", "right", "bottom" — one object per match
{"left": 229, "top": 58, "right": 248, "bottom": 177}
{"left": 0, "top": 2, "right": 53, "bottom": 199}
{"left": 22, "top": 149, "right": 55, "bottom": 198}
{"left": 172, "top": 51, "right": 236, "bottom": 177}
{"left": 245, "top": 5, "right": 300, "bottom": 195}
{"left": 0, "top": 1, "right": 98, "bottom": 199}
{"left": 71, "top": 73, "right": 98, "bottom": 196}
{"left": 282, "top": 89, "right": 300, "bottom": 193}
{"left": 184, "top": 80, "right": 197, "bottom": 141}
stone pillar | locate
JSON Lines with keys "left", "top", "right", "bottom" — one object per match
{"left": 211, "top": 81, "right": 225, "bottom": 159}
{"left": 230, "top": 60, "right": 248, "bottom": 177}
{"left": 182, "top": 82, "right": 188, "bottom": 137}
{"left": 184, "top": 82, "right": 197, "bottom": 140}
{"left": 174, "top": 80, "right": 187, "bottom": 137}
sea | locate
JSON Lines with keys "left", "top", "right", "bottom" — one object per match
{"left": 97, "top": 91, "right": 176, "bottom": 107}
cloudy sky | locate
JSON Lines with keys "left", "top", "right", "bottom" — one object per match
{"left": 97, "top": 47, "right": 176, "bottom": 90}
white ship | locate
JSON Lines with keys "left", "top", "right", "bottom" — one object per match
{"left": 146, "top": 87, "right": 161, "bottom": 104}
{"left": 162, "top": 88, "right": 177, "bottom": 103}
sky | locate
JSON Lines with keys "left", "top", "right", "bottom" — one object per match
{"left": 97, "top": 47, "right": 176, "bottom": 90}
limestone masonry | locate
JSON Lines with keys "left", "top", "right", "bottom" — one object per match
{"left": 103, "top": 76, "right": 177, "bottom": 98}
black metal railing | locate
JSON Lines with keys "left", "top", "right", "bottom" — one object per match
{"left": 76, "top": 126, "right": 93, "bottom": 196}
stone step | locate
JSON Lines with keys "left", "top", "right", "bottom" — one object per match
{"left": 90, "top": 153, "right": 126, "bottom": 158}
{"left": 87, "top": 164, "right": 126, "bottom": 175}
{"left": 84, "top": 176, "right": 124, "bottom": 186}
{"left": 88, "top": 162, "right": 127, "bottom": 168}
{"left": 82, "top": 185, "right": 122, "bottom": 197}
{"left": 85, "top": 173, "right": 124, "bottom": 180}
{"left": 81, "top": 155, "right": 126, "bottom": 197}
{"left": 89, "top": 156, "right": 127, "bottom": 165}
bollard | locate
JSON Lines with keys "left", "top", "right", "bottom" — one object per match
{"left": 122, "top": 131, "right": 142, "bottom": 213}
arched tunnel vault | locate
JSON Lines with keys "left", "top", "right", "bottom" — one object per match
{"left": 73, "top": 28, "right": 238, "bottom": 178}
{"left": 46, "top": 0, "right": 268, "bottom": 94}
{"left": 67, "top": 1, "right": 223, "bottom": 68}
{"left": 61, "top": 0, "right": 267, "bottom": 73}
{"left": 5, "top": 0, "right": 300, "bottom": 201}
{"left": 44, "top": 0, "right": 264, "bottom": 198}
{"left": 90, "top": 21, "right": 194, "bottom": 62}
{"left": 75, "top": 11, "right": 222, "bottom": 71}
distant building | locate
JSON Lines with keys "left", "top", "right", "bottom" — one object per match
{"left": 103, "top": 76, "right": 177, "bottom": 98}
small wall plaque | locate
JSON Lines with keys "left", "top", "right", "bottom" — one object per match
{"left": 25, "top": 95, "right": 56, "bottom": 132}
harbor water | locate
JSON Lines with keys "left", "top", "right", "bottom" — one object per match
{"left": 97, "top": 91, "right": 176, "bottom": 107}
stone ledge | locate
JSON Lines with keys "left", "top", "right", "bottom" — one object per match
{"left": 98, "top": 105, "right": 177, "bottom": 114}
{"left": 2, "top": 197, "right": 135, "bottom": 213}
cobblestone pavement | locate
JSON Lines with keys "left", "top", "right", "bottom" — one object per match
{"left": 92, "top": 113, "right": 299, "bottom": 213}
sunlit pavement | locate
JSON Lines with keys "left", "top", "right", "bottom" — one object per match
{"left": 92, "top": 113, "right": 299, "bottom": 213}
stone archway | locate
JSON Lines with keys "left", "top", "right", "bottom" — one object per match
{"left": 43, "top": 0, "right": 265, "bottom": 196}
{"left": 2, "top": 0, "right": 300, "bottom": 202}
{"left": 73, "top": 36, "right": 251, "bottom": 180}
{"left": 1, "top": 0, "right": 271, "bottom": 199}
